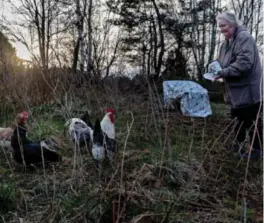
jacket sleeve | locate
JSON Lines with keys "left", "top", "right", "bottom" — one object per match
{"left": 220, "top": 33, "right": 255, "bottom": 78}
{"left": 217, "top": 43, "right": 224, "bottom": 61}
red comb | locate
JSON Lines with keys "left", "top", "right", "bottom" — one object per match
{"left": 22, "top": 111, "right": 29, "bottom": 119}
{"left": 106, "top": 108, "right": 115, "bottom": 114}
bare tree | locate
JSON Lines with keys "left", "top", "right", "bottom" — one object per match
{"left": 86, "top": 0, "right": 93, "bottom": 77}
{"left": 91, "top": 2, "right": 121, "bottom": 80}
{"left": 231, "top": 0, "right": 263, "bottom": 43}
{"left": 73, "top": 0, "right": 87, "bottom": 74}
{"left": 8, "top": 0, "right": 71, "bottom": 72}
{"left": 151, "top": 0, "right": 165, "bottom": 78}
{"left": 208, "top": 0, "right": 220, "bottom": 62}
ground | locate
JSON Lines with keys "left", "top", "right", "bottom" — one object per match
{"left": 0, "top": 97, "right": 262, "bottom": 223}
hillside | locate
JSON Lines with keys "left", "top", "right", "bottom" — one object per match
{"left": 0, "top": 88, "right": 262, "bottom": 223}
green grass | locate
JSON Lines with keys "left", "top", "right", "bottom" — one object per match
{"left": 0, "top": 102, "right": 262, "bottom": 223}
{"left": 0, "top": 182, "right": 16, "bottom": 214}
{"left": 28, "top": 116, "right": 65, "bottom": 141}
{"left": 211, "top": 102, "right": 230, "bottom": 117}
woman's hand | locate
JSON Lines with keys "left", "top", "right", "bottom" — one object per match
{"left": 208, "top": 60, "right": 222, "bottom": 75}
{"left": 208, "top": 63, "right": 216, "bottom": 73}
{"left": 213, "top": 70, "right": 224, "bottom": 82}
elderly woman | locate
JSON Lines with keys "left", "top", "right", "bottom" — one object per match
{"left": 210, "top": 11, "right": 263, "bottom": 159}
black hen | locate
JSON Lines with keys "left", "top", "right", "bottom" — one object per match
{"left": 11, "top": 124, "right": 61, "bottom": 166}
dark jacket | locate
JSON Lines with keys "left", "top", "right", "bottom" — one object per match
{"left": 218, "top": 25, "right": 263, "bottom": 108}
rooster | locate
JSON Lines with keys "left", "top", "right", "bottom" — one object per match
{"left": 11, "top": 111, "right": 62, "bottom": 166}
{"left": 64, "top": 111, "right": 93, "bottom": 148}
{"left": 101, "top": 108, "right": 115, "bottom": 139}
{"left": 92, "top": 108, "right": 116, "bottom": 161}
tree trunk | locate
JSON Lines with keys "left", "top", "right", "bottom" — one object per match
{"left": 151, "top": 16, "right": 157, "bottom": 75}
{"left": 151, "top": 0, "right": 164, "bottom": 79}
{"left": 41, "top": 0, "right": 47, "bottom": 70}
{"left": 255, "top": 0, "right": 262, "bottom": 43}
{"left": 72, "top": 40, "right": 80, "bottom": 73}
{"left": 87, "top": 0, "right": 93, "bottom": 78}
{"left": 208, "top": 0, "right": 217, "bottom": 62}
{"left": 142, "top": 43, "right": 146, "bottom": 76}
{"left": 249, "top": 0, "right": 254, "bottom": 34}
{"left": 46, "top": 0, "right": 51, "bottom": 70}
{"left": 147, "top": 23, "right": 153, "bottom": 78}
{"left": 199, "top": 5, "right": 207, "bottom": 80}
{"left": 76, "top": 0, "right": 85, "bottom": 73}
{"left": 190, "top": 0, "right": 201, "bottom": 78}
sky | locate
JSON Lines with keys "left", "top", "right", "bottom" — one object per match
{"left": 1, "top": 0, "right": 31, "bottom": 60}
{"left": 1, "top": 0, "right": 228, "bottom": 62}
{"left": 13, "top": 41, "right": 31, "bottom": 60}
{"left": 1, "top": 0, "right": 260, "bottom": 62}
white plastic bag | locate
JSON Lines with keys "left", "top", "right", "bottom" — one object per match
{"left": 208, "top": 60, "right": 222, "bottom": 75}
{"left": 203, "top": 60, "right": 223, "bottom": 82}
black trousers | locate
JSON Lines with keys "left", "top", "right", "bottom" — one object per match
{"left": 231, "top": 102, "right": 263, "bottom": 150}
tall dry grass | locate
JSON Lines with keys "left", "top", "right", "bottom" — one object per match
{"left": 0, "top": 68, "right": 262, "bottom": 223}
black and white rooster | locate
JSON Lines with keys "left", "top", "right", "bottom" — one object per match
{"left": 92, "top": 108, "right": 116, "bottom": 161}
{"left": 64, "top": 111, "right": 93, "bottom": 148}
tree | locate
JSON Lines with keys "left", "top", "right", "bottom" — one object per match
{"left": 163, "top": 0, "right": 222, "bottom": 80}
{"left": 7, "top": 0, "right": 72, "bottom": 72}
{"left": 106, "top": 0, "right": 165, "bottom": 79}
{"left": 72, "top": 0, "right": 120, "bottom": 82}
{"left": 86, "top": 0, "right": 93, "bottom": 77}
{"left": 73, "top": 0, "right": 87, "bottom": 75}
{"left": 231, "top": 0, "right": 263, "bottom": 44}
{"left": 188, "top": 0, "right": 224, "bottom": 80}
{"left": 0, "top": 31, "right": 21, "bottom": 74}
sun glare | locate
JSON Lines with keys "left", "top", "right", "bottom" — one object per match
{"left": 13, "top": 42, "right": 31, "bottom": 61}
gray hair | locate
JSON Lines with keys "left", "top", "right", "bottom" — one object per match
{"left": 216, "top": 11, "right": 241, "bottom": 26}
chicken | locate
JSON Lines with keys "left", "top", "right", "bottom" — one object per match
{"left": 100, "top": 108, "right": 115, "bottom": 139}
{"left": 92, "top": 119, "right": 106, "bottom": 160}
{"left": 64, "top": 111, "right": 93, "bottom": 148}
{"left": 0, "top": 127, "right": 13, "bottom": 139}
{"left": 0, "top": 126, "right": 13, "bottom": 148}
{"left": 40, "top": 137, "right": 61, "bottom": 154}
{"left": 92, "top": 108, "right": 116, "bottom": 161}
{"left": 80, "top": 111, "right": 94, "bottom": 129}
{"left": 11, "top": 111, "right": 61, "bottom": 166}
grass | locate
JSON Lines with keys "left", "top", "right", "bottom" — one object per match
{"left": 0, "top": 182, "right": 16, "bottom": 214}
{"left": 0, "top": 94, "right": 262, "bottom": 223}
{"left": 211, "top": 102, "right": 230, "bottom": 117}
{"left": 28, "top": 116, "right": 65, "bottom": 141}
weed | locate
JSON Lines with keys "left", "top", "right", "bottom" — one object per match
{"left": 0, "top": 183, "right": 16, "bottom": 214}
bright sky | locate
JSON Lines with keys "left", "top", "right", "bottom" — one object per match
{"left": 13, "top": 41, "right": 31, "bottom": 61}
{"left": 0, "top": 0, "right": 252, "bottom": 62}
{"left": 1, "top": 0, "right": 31, "bottom": 60}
